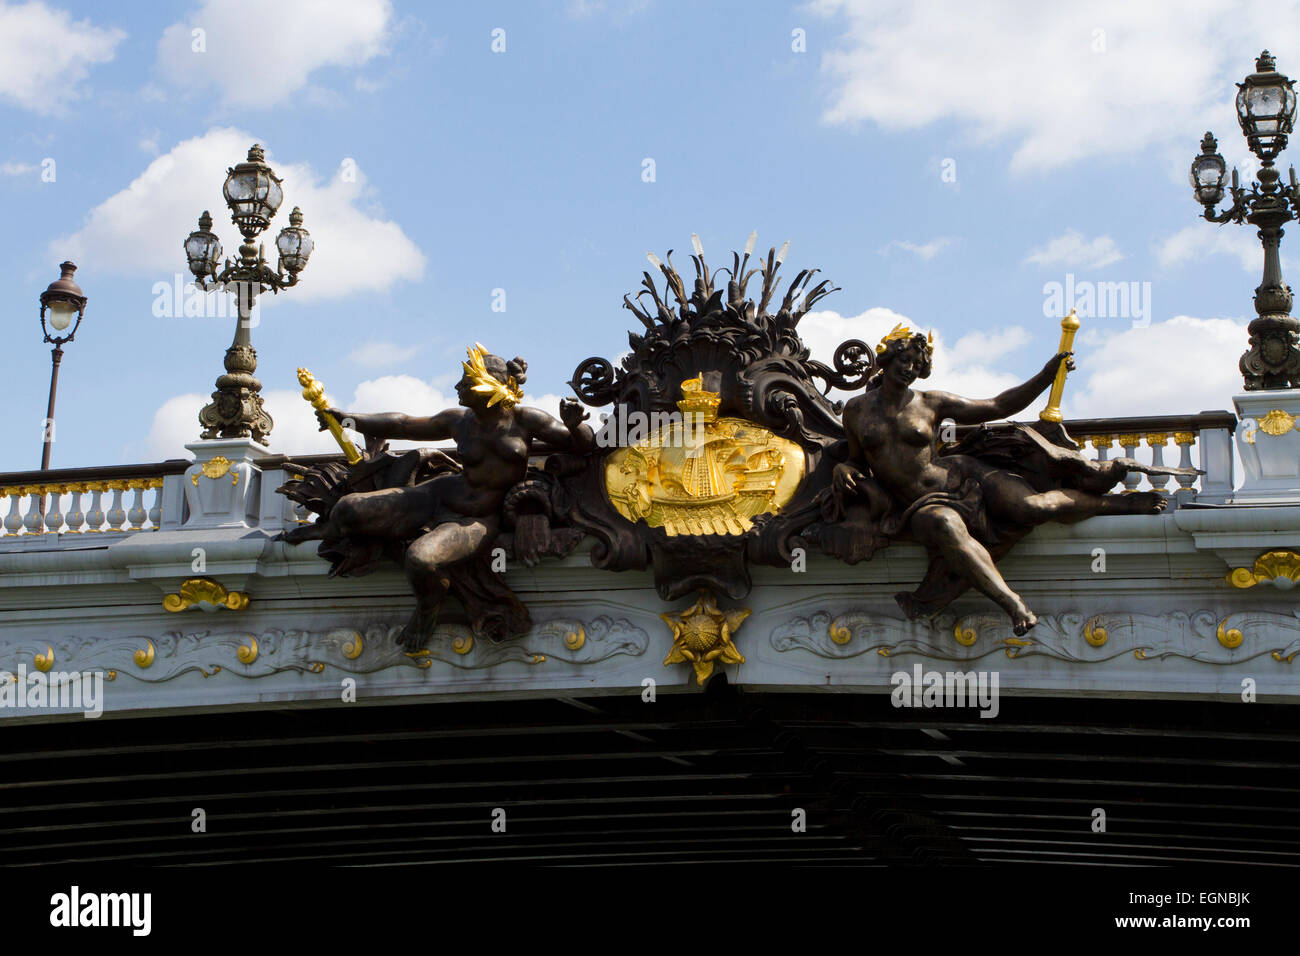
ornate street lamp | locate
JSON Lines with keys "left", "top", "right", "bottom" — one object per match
{"left": 183, "top": 143, "right": 313, "bottom": 445}
{"left": 1191, "top": 51, "right": 1300, "bottom": 389}
{"left": 38, "top": 261, "right": 87, "bottom": 471}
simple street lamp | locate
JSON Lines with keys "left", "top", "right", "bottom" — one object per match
{"left": 1191, "top": 51, "right": 1300, "bottom": 390}
{"left": 183, "top": 143, "right": 313, "bottom": 445}
{"left": 38, "top": 260, "right": 87, "bottom": 471}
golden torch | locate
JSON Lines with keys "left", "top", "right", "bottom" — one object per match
{"left": 1039, "top": 309, "right": 1080, "bottom": 424}
{"left": 297, "top": 367, "right": 362, "bottom": 464}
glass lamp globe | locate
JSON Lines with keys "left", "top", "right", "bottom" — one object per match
{"left": 222, "top": 144, "right": 285, "bottom": 238}
{"left": 46, "top": 300, "right": 76, "bottom": 331}
{"left": 275, "top": 207, "right": 314, "bottom": 275}
{"left": 184, "top": 211, "right": 223, "bottom": 278}
{"left": 1190, "top": 133, "right": 1227, "bottom": 206}
{"left": 39, "top": 261, "right": 86, "bottom": 340}
{"left": 1236, "top": 51, "right": 1298, "bottom": 161}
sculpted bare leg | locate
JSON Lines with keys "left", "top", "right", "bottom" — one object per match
{"left": 399, "top": 516, "right": 498, "bottom": 651}
{"left": 907, "top": 505, "right": 1037, "bottom": 635}
{"left": 982, "top": 473, "right": 1167, "bottom": 527}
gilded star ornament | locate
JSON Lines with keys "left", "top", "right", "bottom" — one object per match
{"left": 660, "top": 590, "right": 750, "bottom": 685}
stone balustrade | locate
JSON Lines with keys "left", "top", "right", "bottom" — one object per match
{"left": 1063, "top": 411, "right": 1237, "bottom": 501}
{"left": 952, "top": 411, "right": 1237, "bottom": 503}
{"left": 0, "top": 462, "right": 187, "bottom": 537}
{"left": 0, "top": 409, "right": 1244, "bottom": 543}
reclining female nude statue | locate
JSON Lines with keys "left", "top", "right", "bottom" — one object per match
{"left": 826, "top": 326, "right": 1195, "bottom": 635}
{"left": 279, "top": 344, "right": 594, "bottom": 649}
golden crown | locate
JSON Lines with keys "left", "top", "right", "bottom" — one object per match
{"left": 876, "top": 323, "right": 934, "bottom": 355}
{"left": 462, "top": 343, "right": 524, "bottom": 409}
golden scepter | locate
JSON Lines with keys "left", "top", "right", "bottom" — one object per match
{"left": 1039, "top": 309, "right": 1080, "bottom": 424}
{"left": 297, "top": 367, "right": 362, "bottom": 464}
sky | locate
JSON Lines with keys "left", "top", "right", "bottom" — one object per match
{"left": 1, "top": 0, "right": 1296, "bottom": 470}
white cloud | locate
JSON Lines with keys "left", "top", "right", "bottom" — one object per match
{"left": 1155, "top": 223, "right": 1267, "bottom": 272}
{"left": 349, "top": 340, "right": 419, "bottom": 368}
{"left": 1025, "top": 230, "right": 1123, "bottom": 270}
{"left": 51, "top": 127, "right": 424, "bottom": 301}
{"left": 946, "top": 327, "right": 1032, "bottom": 367}
{"left": 1, "top": 161, "right": 36, "bottom": 176}
{"left": 0, "top": 1, "right": 124, "bottom": 113}
{"left": 1065, "top": 315, "right": 1247, "bottom": 419}
{"left": 142, "top": 393, "right": 208, "bottom": 461}
{"left": 811, "top": 0, "right": 1300, "bottom": 172}
{"left": 800, "top": 308, "right": 1025, "bottom": 401}
{"left": 883, "top": 238, "right": 953, "bottom": 260}
{"left": 801, "top": 308, "right": 1244, "bottom": 422}
{"left": 156, "top": 0, "right": 392, "bottom": 108}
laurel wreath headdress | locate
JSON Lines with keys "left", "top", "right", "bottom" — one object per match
{"left": 462, "top": 343, "right": 524, "bottom": 409}
{"left": 876, "top": 323, "right": 935, "bottom": 355}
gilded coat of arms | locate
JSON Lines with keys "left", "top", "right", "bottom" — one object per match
{"left": 603, "top": 377, "right": 805, "bottom": 536}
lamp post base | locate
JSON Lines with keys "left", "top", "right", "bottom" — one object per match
{"left": 198, "top": 344, "right": 273, "bottom": 445}
{"left": 1240, "top": 314, "right": 1300, "bottom": 390}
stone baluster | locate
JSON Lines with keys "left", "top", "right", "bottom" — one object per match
{"left": 84, "top": 481, "right": 106, "bottom": 532}
{"left": 147, "top": 478, "right": 163, "bottom": 529}
{"left": 65, "top": 483, "right": 86, "bottom": 533}
{"left": 22, "top": 487, "right": 45, "bottom": 534}
{"left": 1089, "top": 434, "right": 1113, "bottom": 463}
{"left": 126, "top": 480, "right": 148, "bottom": 530}
{"left": 1117, "top": 434, "right": 1143, "bottom": 491}
{"left": 2, "top": 489, "right": 22, "bottom": 535}
{"left": 1146, "top": 433, "right": 1171, "bottom": 492}
{"left": 43, "top": 484, "right": 65, "bottom": 534}
{"left": 1197, "top": 425, "right": 1235, "bottom": 503}
{"left": 105, "top": 480, "right": 128, "bottom": 532}
{"left": 1173, "top": 432, "right": 1198, "bottom": 491}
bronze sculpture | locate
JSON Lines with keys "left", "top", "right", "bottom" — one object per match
{"left": 827, "top": 325, "right": 1191, "bottom": 635}
{"left": 279, "top": 238, "right": 1199, "bottom": 663}
{"left": 278, "top": 345, "right": 593, "bottom": 649}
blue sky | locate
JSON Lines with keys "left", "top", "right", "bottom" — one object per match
{"left": 2, "top": 0, "right": 1295, "bottom": 469}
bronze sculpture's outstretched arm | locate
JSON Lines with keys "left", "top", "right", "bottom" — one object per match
{"left": 516, "top": 400, "right": 597, "bottom": 454}
{"left": 322, "top": 407, "right": 464, "bottom": 441}
{"left": 929, "top": 352, "right": 1072, "bottom": 424}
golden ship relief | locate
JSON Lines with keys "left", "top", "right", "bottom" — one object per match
{"left": 603, "top": 377, "right": 806, "bottom": 536}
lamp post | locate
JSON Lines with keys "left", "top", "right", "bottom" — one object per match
{"left": 1191, "top": 50, "right": 1300, "bottom": 390}
{"left": 38, "top": 261, "right": 87, "bottom": 471}
{"left": 183, "top": 143, "right": 313, "bottom": 445}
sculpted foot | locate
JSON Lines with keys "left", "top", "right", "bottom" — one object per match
{"left": 397, "top": 608, "right": 439, "bottom": 652}
{"left": 894, "top": 591, "right": 923, "bottom": 620}
{"left": 1133, "top": 494, "right": 1164, "bottom": 515}
{"left": 277, "top": 523, "right": 323, "bottom": 545}
{"left": 1011, "top": 605, "right": 1037, "bottom": 636}
{"left": 1101, "top": 490, "right": 1168, "bottom": 516}
{"left": 1127, "top": 491, "right": 1167, "bottom": 515}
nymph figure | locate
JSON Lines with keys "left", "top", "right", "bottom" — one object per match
{"left": 282, "top": 344, "right": 594, "bottom": 648}
{"left": 833, "top": 326, "right": 1187, "bottom": 634}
